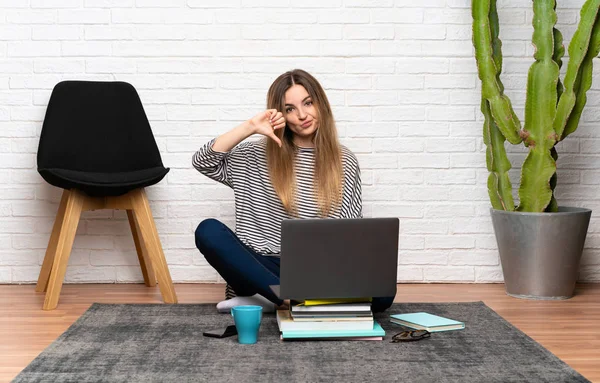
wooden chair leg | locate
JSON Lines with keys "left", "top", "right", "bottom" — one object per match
{"left": 127, "top": 209, "right": 156, "bottom": 287}
{"left": 36, "top": 190, "right": 70, "bottom": 293}
{"left": 43, "top": 189, "right": 84, "bottom": 310}
{"left": 130, "top": 188, "right": 177, "bottom": 304}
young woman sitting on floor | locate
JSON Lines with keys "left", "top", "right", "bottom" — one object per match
{"left": 192, "top": 69, "right": 394, "bottom": 314}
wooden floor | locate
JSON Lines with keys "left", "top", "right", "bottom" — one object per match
{"left": 1, "top": 283, "right": 599, "bottom": 383}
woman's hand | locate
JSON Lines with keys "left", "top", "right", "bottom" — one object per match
{"left": 249, "top": 109, "right": 286, "bottom": 147}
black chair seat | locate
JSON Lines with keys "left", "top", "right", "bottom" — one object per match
{"left": 39, "top": 166, "right": 169, "bottom": 197}
{"left": 37, "top": 81, "right": 169, "bottom": 197}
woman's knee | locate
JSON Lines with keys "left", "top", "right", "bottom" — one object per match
{"left": 194, "top": 218, "right": 223, "bottom": 252}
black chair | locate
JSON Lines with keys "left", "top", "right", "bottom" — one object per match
{"left": 36, "top": 80, "right": 177, "bottom": 310}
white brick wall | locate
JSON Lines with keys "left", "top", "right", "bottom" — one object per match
{"left": 1, "top": 0, "right": 599, "bottom": 285}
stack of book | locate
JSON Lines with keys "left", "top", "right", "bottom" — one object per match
{"left": 276, "top": 299, "right": 385, "bottom": 341}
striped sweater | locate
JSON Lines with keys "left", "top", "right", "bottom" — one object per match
{"left": 192, "top": 137, "right": 362, "bottom": 256}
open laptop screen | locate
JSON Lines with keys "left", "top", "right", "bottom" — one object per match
{"left": 274, "top": 217, "right": 399, "bottom": 300}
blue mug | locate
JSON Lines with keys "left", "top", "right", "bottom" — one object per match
{"left": 231, "top": 305, "right": 263, "bottom": 344}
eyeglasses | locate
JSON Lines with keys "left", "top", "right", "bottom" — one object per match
{"left": 391, "top": 330, "right": 431, "bottom": 343}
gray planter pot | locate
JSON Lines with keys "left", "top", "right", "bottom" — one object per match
{"left": 490, "top": 206, "right": 592, "bottom": 300}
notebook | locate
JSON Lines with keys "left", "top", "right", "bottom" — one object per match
{"left": 277, "top": 310, "right": 373, "bottom": 332}
{"left": 280, "top": 322, "right": 385, "bottom": 339}
{"left": 390, "top": 312, "right": 465, "bottom": 332}
{"left": 301, "top": 298, "right": 372, "bottom": 306}
{"left": 281, "top": 336, "right": 383, "bottom": 341}
{"left": 291, "top": 303, "right": 372, "bottom": 313}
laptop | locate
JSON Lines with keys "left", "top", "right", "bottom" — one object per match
{"left": 270, "top": 217, "right": 399, "bottom": 300}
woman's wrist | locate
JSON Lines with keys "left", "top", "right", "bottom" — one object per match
{"left": 212, "top": 120, "right": 256, "bottom": 152}
{"left": 242, "top": 119, "right": 256, "bottom": 136}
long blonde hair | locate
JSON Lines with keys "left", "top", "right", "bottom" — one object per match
{"left": 266, "top": 69, "right": 343, "bottom": 217}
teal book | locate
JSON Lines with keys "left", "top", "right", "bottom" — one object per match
{"left": 390, "top": 312, "right": 465, "bottom": 332}
{"left": 281, "top": 321, "right": 385, "bottom": 339}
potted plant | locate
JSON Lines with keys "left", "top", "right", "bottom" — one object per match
{"left": 471, "top": 0, "right": 594, "bottom": 299}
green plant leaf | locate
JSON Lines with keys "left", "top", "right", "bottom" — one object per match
{"left": 472, "top": 0, "right": 522, "bottom": 145}
{"left": 553, "top": 0, "right": 600, "bottom": 138}
{"left": 518, "top": 0, "right": 559, "bottom": 212}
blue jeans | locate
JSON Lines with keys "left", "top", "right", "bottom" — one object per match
{"left": 194, "top": 218, "right": 394, "bottom": 313}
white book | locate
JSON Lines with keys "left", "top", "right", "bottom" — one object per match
{"left": 290, "top": 303, "right": 372, "bottom": 313}
{"left": 276, "top": 310, "right": 374, "bottom": 332}
{"left": 292, "top": 316, "right": 373, "bottom": 322}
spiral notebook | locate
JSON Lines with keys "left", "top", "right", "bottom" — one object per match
{"left": 390, "top": 312, "right": 465, "bottom": 332}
